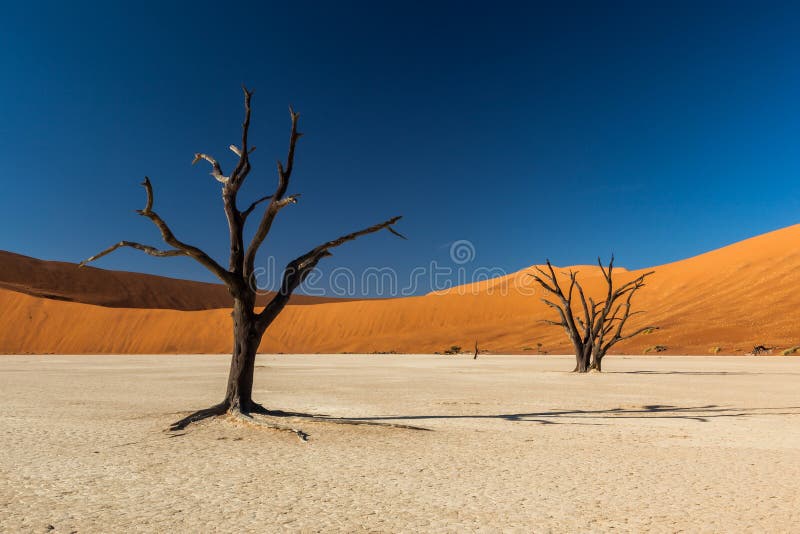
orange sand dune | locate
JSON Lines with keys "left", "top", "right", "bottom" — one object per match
{"left": 2, "top": 225, "right": 800, "bottom": 355}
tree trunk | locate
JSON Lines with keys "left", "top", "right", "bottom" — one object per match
{"left": 589, "top": 345, "right": 607, "bottom": 372}
{"left": 224, "top": 297, "right": 262, "bottom": 412}
{"left": 572, "top": 341, "right": 591, "bottom": 373}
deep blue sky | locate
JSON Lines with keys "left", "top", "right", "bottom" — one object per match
{"left": 2, "top": 1, "right": 799, "bottom": 295}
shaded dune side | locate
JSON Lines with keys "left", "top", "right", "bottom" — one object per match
{"left": 2, "top": 225, "right": 800, "bottom": 355}
{"left": 0, "top": 251, "right": 352, "bottom": 310}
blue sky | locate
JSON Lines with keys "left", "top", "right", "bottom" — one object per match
{"left": 2, "top": 1, "right": 799, "bottom": 295}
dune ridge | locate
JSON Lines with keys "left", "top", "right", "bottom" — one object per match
{"left": 2, "top": 225, "right": 800, "bottom": 355}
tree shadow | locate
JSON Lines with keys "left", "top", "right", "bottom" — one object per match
{"left": 331, "top": 404, "right": 800, "bottom": 426}
{"left": 610, "top": 370, "right": 776, "bottom": 376}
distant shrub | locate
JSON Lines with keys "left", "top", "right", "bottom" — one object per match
{"left": 781, "top": 346, "right": 800, "bottom": 356}
{"left": 641, "top": 328, "right": 656, "bottom": 335}
{"left": 709, "top": 346, "right": 722, "bottom": 355}
{"left": 522, "top": 346, "right": 534, "bottom": 351}
{"left": 749, "top": 345, "right": 773, "bottom": 356}
{"left": 644, "top": 345, "right": 667, "bottom": 354}
{"left": 443, "top": 345, "right": 462, "bottom": 355}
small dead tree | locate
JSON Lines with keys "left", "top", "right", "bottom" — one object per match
{"left": 81, "top": 88, "right": 405, "bottom": 431}
{"left": 531, "top": 257, "right": 656, "bottom": 372}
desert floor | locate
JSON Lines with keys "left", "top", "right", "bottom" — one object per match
{"left": 1, "top": 355, "right": 799, "bottom": 533}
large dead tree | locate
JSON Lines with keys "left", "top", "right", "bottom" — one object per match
{"left": 531, "top": 257, "right": 656, "bottom": 372}
{"left": 81, "top": 88, "right": 404, "bottom": 431}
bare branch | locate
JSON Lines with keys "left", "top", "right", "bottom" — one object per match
{"left": 210, "top": 88, "right": 257, "bottom": 276}
{"left": 192, "top": 153, "right": 229, "bottom": 184}
{"left": 79, "top": 241, "right": 185, "bottom": 267}
{"left": 286, "top": 215, "right": 402, "bottom": 287}
{"left": 281, "top": 105, "right": 303, "bottom": 180}
{"left": 574, "top": 277, "right": 591, "bottom": 338}
{"left": 82, "top": 177, "right": 232, "bottom": 285}
{"left": 598, "top": 254, "right": 614, "bottom": 283}
{"left": 275, "top": 194, "right": 301, "bottom": 210}
{"left": 244, "top": 106, "right": 303, "bottom": 276}
{"left": 541, "top": 298, "right": 563, "bottom": 311}
{"left": 612, "top": 272, "right": 653, "bottom": 299}
{"left": 545, "top": 261, "right": 566, "bottom": 300}
{"left": 530, "top": 272, "right": 558, "bottom": 295}
{"left": 241, "top": 192, "right": 303, "bottom": 242}
{"left": 230, "top": 86, "right": 254, "bottom": 187}
{"left": 241, "top": 194, "right": 273, "bottom": 220}
{"left": 620, "top": 325, "right": 659, "bottom": 340}
{"left": 229, "top": 144, "right": 256, "bottom": 157}
{"left": 387, "top": 226, "right": 408, "bottom": 240}
{"left": 530, "top": 262, "right": 565, "bottom": 298}
{"left": 602, "top": 274, "right": 656, "bottom": 353}
{"left": 603, "top": 325, "right": 659, "bottom": 355}
{"left": 566, "top": 271, "right": 577, "bottom": 305}
{"left": 255, "top": 216, "right": 403, "bottom": 331}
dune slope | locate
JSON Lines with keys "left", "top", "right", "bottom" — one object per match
{"left": 2, "top": 225, "right": 800, "bottom": 354}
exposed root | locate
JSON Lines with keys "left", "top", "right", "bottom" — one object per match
{"left": 248, "top": 403, "right": 323, "bottom": 418}
{"left": 168, "top": 401, "right": 431, "bottom": 441}
{"left": 168, "top": 402, "right": 228, "bottom": 431}
{"left": 228, "top": 409, "right": 310, "bottom": 442}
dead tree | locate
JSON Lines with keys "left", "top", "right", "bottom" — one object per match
{"left": 81, "top": 88, "right": 404, "bottom": 430}
{"left": 531, "top": 257, "right": 656, "bottom": 372}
